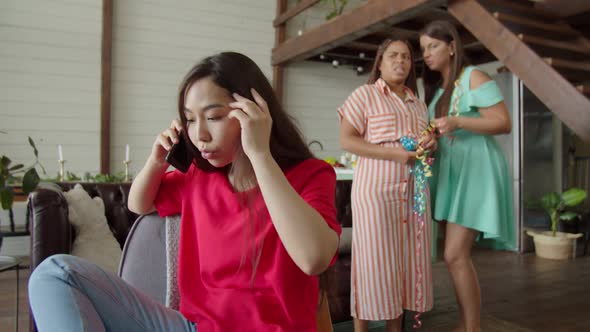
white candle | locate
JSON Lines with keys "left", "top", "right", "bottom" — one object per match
{"left": 125, "top": 144, "right": 130, "bottom": 161}
{"left": 58, "top": 145, "right": 63, "bottom": 161}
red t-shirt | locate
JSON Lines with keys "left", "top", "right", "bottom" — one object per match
{"left": 154, "top": 158, "right": 341, "bottom": 332}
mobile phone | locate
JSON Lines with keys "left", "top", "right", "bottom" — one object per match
{"left": 165, "top": 136, "right": 192, "bottom": 173}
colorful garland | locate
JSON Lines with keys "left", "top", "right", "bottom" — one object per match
{"left": 400, "top": 121, "right": 436, "bottom": 328}
{"left": 446, "top": 69, "right": 465, "bottom": 144}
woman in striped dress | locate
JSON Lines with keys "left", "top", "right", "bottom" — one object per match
{"left": 338, "top": 38, "right": 436, "bottom": 332}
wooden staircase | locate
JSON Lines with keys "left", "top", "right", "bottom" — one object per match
{"left": 449, "top": 0, "right": 590, "bottom": 140}
{"left": 271, "top": 0, "right": 590, "bottom": 140}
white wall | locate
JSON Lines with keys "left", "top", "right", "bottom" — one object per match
{"left": 283, "top": 0, "right": 367, "bottom": 159}
{"left": 0, "top": 0, "right": 370, "bottom": 178}
{"left": 110, "top": 0, "right": 275, "bottom": 174}
{"left": 110, "top": 0, "right": 372, "bottom": 172}
{"left": 285, "top": 0, "right": 366, "bottom": 38}
{"left": 0, "top": 0, "right": 508, "bottom": 256}
{"left": 1, "top": 0, "right": 503, "bottom": 176}
{"left": 0, "top": 0, "right": 102, "bottom": 177}
{"left": 284, "top": 62, "right": 365, "bottom": 159}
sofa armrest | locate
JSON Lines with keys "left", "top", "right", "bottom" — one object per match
{"left": 27, "top": 184, "right": 72, "bottom": 271}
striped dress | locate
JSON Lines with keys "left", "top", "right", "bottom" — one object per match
{"left": 337, "top": 78, "right": 433, "bottom": 320}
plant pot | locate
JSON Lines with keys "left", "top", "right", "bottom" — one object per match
{"left": 10, "top": 186, "right": 28, "bottom": 202}
{"left": 526, "top": 230, "right": 583, "bottom": 260}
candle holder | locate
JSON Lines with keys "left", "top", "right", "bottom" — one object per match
{"left": 58, "top": 159, "right": 65, "bottom": 181}
{"left": 123, "top": 160, "right": 131, "bottom": 182}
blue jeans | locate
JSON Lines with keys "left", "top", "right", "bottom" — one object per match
{"left": 29, "top": 254, "right": 197, "bottom": 332}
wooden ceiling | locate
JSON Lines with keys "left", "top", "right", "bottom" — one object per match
{"left": 272, "top": 0, "right": 590, "bottom": 141}
{"left": 275, "top": 0, "right": 588, "bottom": 75}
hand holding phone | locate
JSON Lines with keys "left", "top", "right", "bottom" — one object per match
{"left": 165, "top": 135, "right": 192, "bottom": 173}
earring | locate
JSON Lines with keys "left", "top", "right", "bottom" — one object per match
{"left": 450, "top": 52, "right": 454, "bottom": 56}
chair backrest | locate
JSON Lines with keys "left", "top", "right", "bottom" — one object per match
{"left": 118, "top": 213, "right": 167, "bottom": 304}
{"left": 118, "top": 213, "right": 334, "bottom": 331}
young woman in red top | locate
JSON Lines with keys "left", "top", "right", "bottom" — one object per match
{"left": 29, "top": 52, "right": 341, "bottom": 332}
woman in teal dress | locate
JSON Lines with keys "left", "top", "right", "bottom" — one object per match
{"left": 420, "top": 21, "right": 514, "bottom": 332}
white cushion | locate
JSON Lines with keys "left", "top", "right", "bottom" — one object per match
{"left": 64, "top": 184, "right": 122, "bottom": 273}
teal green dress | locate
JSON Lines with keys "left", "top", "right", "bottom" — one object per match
{"left": 428, "top": 66, "right": 515, "bottom": 249}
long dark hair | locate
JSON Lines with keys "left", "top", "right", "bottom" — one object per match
{"left": 176, "top": 53, "right": 333, "bottom": 298}
{"left": 420, "top": 20, "right": 465, "bottom": 118}
{"left": 177, "top": 52, "right": 313, "bottom": 176}
{"left": 367, "top": 38, "right": 418, "bottom": 96}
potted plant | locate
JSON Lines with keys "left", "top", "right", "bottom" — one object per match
{"left": 323, "top": 0, "right": 348, "bottom": 20}
{"left": 526, "top": 188, "right": 587, "bottom": 260}
{"left": 0, "top": 135, "right": 45, "bottom": 233}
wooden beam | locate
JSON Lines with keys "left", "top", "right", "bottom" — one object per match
{"left": 389, "top": 27, "right": 421, "bottom": 39}
{"left": 100, "top": 0, "right": 113, "bottom": 174}
{"left": 493, "top": 12, "right": 579, "bottom": 36}
{"left": 375, "top": 26, "right": 479, "bottom": 50}
{"left": 577, "top": 85, "right": 590, "bottom": 95}
{"left": 466, "top": 50, "right": 497, "bottom": 65}
{"left": 272, "top": 0, "right": 288, "bottom": 102}
{"left": 324, "top": 52, "right": 375, "bottom": 62}
{"left": 534, "top": 0, "right": 590, "bottom": 18}
{"left": 543, "top": 58, "right": 590, "bottom": 72}
{"left": 415, "top": 8, "right": 461, "bottom": 26}
{"left": 449, "top": 0, "right": 590, "bottom": 142}
{"left": 518, "top": 34, "right": 590, "bottom": 55}
{"left": 464, "top": 40, "right": 483, "bottom": 50}
{"left": 373, "top": 27, "right": 420, "bottom": 40}
{"left": 272, "top": 0, "right": 445, "bottom": 65}
{"left": 346, "top": 41, "right": 379, "bottom": 52}
{"left": 479, "top": 0, "right": 557, "bottom": 20}
{"left": 273, "top": 0, "right": 320, "bottom": 27}
{"left": 577, "top": 36, "right": 590, "bottom": 51}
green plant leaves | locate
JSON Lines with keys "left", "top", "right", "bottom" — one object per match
{"left": 541, "top": 188, "right": 588, "bottom": 236}
{"left": 562, "top": 188, "right": 587, "bottom": 207}
{"left": 22, "top": 168, "right": 40, "bottom": 195}
{"left": 322, "top": 0, "right": 347, "bottom": 20}
{"left": 0, "top": 156, "right": 9, "bottom": 188}
{"left": 65, "top": 171, "right": 81, "bottom": 182}
{"left": 326, "top": 11, "right": 338, "bottom": 20}
{"left": 550, "top": 210, "right": 558, "bottom": 235}
{"left": 1, "top": 156, "right": 11, "bottom": 168}
{"left": 0, "top": 186, "right": 14, "bottom": 210}
{"left": 28, "top": 136, "right": 39, "bottom": 158}
{"left": 9, "top": 164, "right": 24, "bottom": 171}
{"left": 541, "top": 192, "right": 560, "bottom": 211}
{"left": 560, "top": 211, "right": 579, "bottom": 221}
{"left": 0, "top": 136, "right": 45, "bottom": 211}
